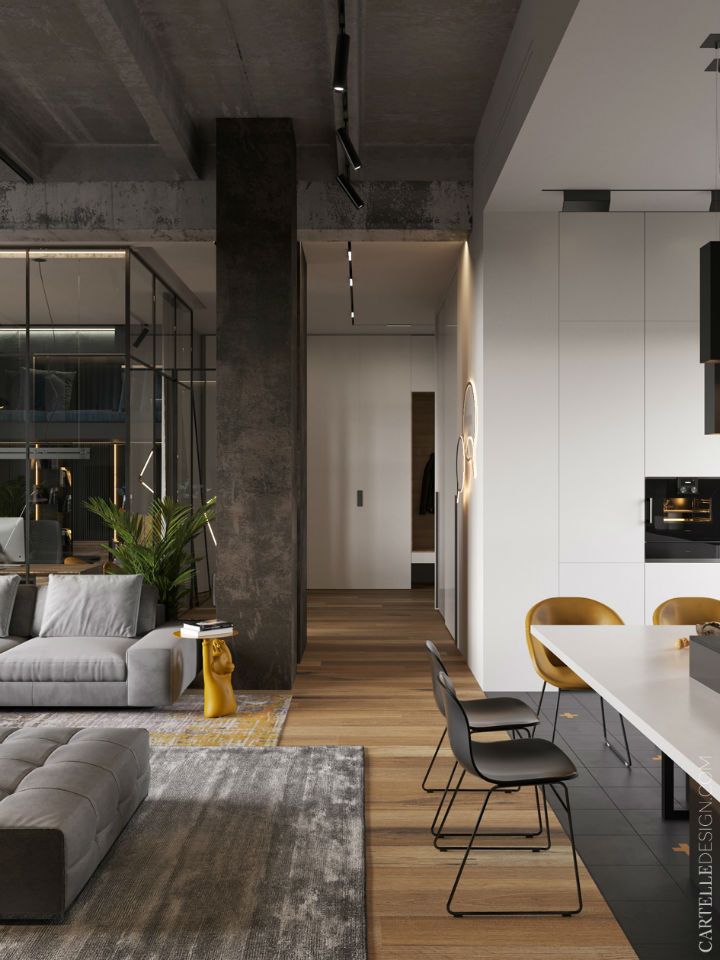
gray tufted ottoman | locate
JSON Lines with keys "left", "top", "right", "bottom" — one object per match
{"left": 0, "top": 726, "right": 150, "bottom": 921}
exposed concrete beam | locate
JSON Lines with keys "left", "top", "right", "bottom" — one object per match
{"left": 74, "top": 0, "right": 200, "bottom": 180}
{"left": 0, "top": 118, "right": 41, "bottom": 182}
{"left": 298, "top": 180, "right": 471, "bottom": 239}
{"left": 0, "top": 179, "right": 471, "bottom": 241}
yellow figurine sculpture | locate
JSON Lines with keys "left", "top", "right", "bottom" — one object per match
{"left": 202, "top": 637, "right": 237, "bottom": 718}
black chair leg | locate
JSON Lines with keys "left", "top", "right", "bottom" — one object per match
{"left": 421, "top": 727, "right": 447, "bottom": 792}
{"left": 431, "top": 761, "right": 462, "bottom": 836}
{"left": 446, "top": 781, "right": 582, "bottom": 917}
{"left": 599, "top": 696, "right": 632, "bottom": 767}
{"left": 435, "top": 780, "right": 547, "bottom": 849}
{"left": 531, "top": 681, "right": 546, "bottom": 739}
{"left": 551, "top": 688, "right": 561, "bottom": 743}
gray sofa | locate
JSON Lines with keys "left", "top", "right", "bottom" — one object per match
{"left": 0, "top": 582, "right": 196, "bottom": 707}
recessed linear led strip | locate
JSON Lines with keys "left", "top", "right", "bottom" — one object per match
{"left": 347, "top": 241, "right": 355, "bottom": 326}
{"left": 0, "top": 447, "right": 90, "bottom": 460}
{"left": 0, "top": 327, "right": 115, "bottom": 334}
{"left": 0, "top": 250, "right": 126, "bottom": 259}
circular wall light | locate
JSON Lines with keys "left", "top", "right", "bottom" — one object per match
{"left": 455, "top": 435, "right": 465, "bottom": 502}
{"left": 462, "top": 380, "right": 478, "bottom": 479}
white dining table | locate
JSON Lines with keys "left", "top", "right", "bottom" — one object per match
{"left": 530, "top": 624, "right": 720, "bottom": 802}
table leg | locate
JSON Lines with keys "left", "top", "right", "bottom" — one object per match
{"left": 662, "top": 752, "right": 689, "bottom": 821}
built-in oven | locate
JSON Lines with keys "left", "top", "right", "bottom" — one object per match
{"left": 646, "top": 477, "right": 720, "bottom": 561}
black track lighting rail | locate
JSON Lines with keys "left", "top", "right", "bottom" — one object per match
{"left": 330, "top": 0, "right": 363, "bottom": 324}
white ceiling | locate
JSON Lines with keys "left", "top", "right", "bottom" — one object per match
{"left": 487, "top": 0, "right": 720, "bottom": 211}
{"left": 304, "top": 240, "right": 463, "bottom": 334}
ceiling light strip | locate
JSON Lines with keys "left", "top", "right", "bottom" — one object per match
{"left": 347, "top": 240, "right": 355, "bottom": 326}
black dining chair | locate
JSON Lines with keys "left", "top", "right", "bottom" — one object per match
{"left": 435, "top": 671, "right": 582, "bottom": 918}
{"left": 423, "top": 640, "right": 539, "bottom": 796}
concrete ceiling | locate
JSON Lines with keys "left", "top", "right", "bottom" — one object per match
{"left": 487, "top": 0, "right": 720, "bottom": 211}
{"left": 304, "top": 239, "right": 463, "bottom": 333}
{"left": 0, "top": 0, "right": 520, "bottom": 183}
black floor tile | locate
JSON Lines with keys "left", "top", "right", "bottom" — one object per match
{"left": 607, "top": 900, "right": 697, "bottom": 946}
{"left": 567, "top": 745, "right": 636, "bottom": 767}
{"left": 604, "top": 786, "right": 662, "bottom": 810}
{"left": 574, "top": 834, "right": 660, "bottom": 866}
{"left": 588, "top": 765, "right": 659, "bottom": 788}
{"left": 562, "top": 785, "right": 616, "bottom": 809}
{"left": 588, "top": 864, "right": 685, "bottom": 901}
{"left": 563, "top": 808, "right": 636, "bottom": 836}
{"left": 623, "top": 808, "right": 690, "bottom": 837}
{"left": 635, "top": 944, "right": 706, "bottom": 960}
{"left": 641, "top": 832, "right": 691, "bottom": 868}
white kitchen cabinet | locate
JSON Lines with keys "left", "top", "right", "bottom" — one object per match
{"left": 644, "top": 563, "right": 720, "bottom": 624}
{"left": 559, "top": 214, "right": 645, "bottom": 564}
{"left": 559, "top": 562, "right": 645, "bottom": 624}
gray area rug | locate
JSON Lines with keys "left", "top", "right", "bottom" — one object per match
{"left": 2, "top": 745, "right": 366, "bottom": 960}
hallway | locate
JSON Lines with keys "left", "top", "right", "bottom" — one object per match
{"left": 281, "top": 590, "right": 635, "bottom": 959}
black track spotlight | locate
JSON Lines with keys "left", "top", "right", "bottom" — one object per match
{"left": 333, "top": 32, "right": 350, "bottom": 92}
{"left": 336, "top": 127, "right": 361, "bottom": 171}
{"left": 132, "top": 324, "right": 150, "bottom": 349}
{"left": 336, "top": 174, "right": 364, "bottom": 209}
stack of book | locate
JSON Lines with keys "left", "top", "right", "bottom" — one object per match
{"left": 179, "top": 619, "right": 234, "bottom": 639}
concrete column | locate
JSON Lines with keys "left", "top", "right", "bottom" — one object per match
{"left": 215, "top": 118, "right": 304, "bottom": 689}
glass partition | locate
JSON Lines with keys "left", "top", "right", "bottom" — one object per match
{"left": 0, "top": 248, "right": 213, "bottom": 606}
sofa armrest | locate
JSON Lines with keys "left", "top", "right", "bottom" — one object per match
{"left": 126, "top": 627, "right": 197, "bottom": 707}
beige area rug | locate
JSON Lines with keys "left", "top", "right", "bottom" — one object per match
{"left": 0, "top": 691, "right": 292, "bottom": 747}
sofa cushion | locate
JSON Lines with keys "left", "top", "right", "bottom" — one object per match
{"left": 0, "top": 637, "right": 24, "bottom": 655}
{"left": 31, "top": 583, "right": 47, "bottom": 637}
{"left": 0, "top": 575, "right": 20, "bottom": 637}
{"left": 0, "top": 636, "right": 135, "bottom": 683}
{"left": 136, "top": 581, "right": 159, "bottom": 635}
{"left": 9, "top": 584, "right": 36, "bottom": 639}
{"left": 39, "top": 574, "right": 143, "bottom": 639}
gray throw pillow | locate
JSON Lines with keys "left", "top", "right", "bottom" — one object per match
{"left": 0, "top": 575, "right": 20, "bottom": 637}
{"left": 136, "top": 582, "right": 159, "bottom": 635}
{"left": 39, "top": 574, "right": 143, "bottom": 638}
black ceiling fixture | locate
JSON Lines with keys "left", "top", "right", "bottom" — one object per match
{"left": 333, "top": 31, "right": 349, "bottom": 92}
{"left": 336, "top": 126, "right": 361, "bottom": 171}
{"left": 332, "top": 0, "right": 363, "bottom": 210}
{"left": 561, "top": 189, "right": 611, "bottom": 212}
{"left": 336, "top": 173, "right": 363, "bottom": 210}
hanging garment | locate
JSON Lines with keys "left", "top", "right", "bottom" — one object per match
{"left": 419, "top": 453, "right": 435, "bottom": 515}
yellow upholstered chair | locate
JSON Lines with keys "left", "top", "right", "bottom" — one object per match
{"left": 525, "top": 596, "right": 631, "bottom": 766}
{"left": 652, "top": 596, "right": 720, "bottom": 626}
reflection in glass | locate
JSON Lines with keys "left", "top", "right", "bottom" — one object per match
{"left": 0, "top": 249, "right": 212, "bottom": 605}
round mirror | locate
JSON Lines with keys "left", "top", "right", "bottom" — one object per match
{"left": 462, "top": 381, "right": 477, "bottom": 446}
{"left": 455, "top": 435, "right": 465, "bottom": 498}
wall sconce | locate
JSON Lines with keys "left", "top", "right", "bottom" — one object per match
{"left": 455, "top": 436, "right": 465, "bottom": 503}
{"left": 462, "top": 380, "right": 478, "bottom": 479}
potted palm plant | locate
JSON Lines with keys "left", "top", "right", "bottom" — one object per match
{"left": 86, "top": 496, "right": 216, "bottom": 620}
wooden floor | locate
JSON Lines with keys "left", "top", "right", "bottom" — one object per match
{"left": 281, "top": 589, "right": 637, "bottom": 960}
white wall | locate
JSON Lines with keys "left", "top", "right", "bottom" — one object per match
{"left": 436, "top": 278, "right": 459, "bottom": 637}
{"left": 307, "top": 335, "right": 435, "bottom": 589}
{"left": 481, "top": 214, "right": 561, "bottom": 690}
{"left": 455, "top": 211, "right": 720, "bottom": 692}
